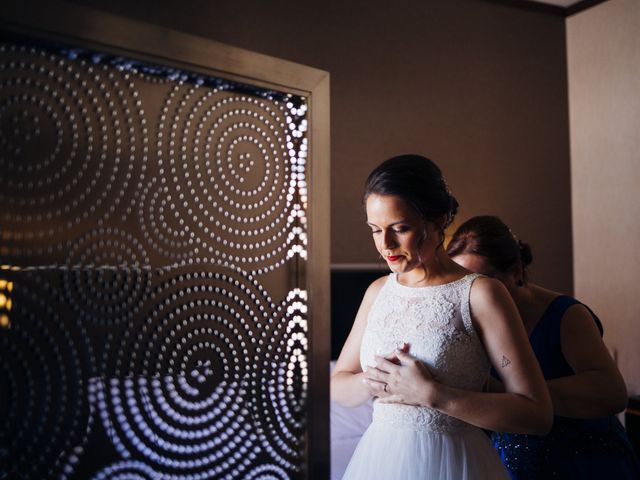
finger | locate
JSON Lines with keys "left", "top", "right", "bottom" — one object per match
{"left": 377, "top": 394, "right": 403, "bottom": 404}
{"left": 362, "top": 378, "right": 387, "bottom": 394}
{"left": 380, "top": 342, "right": 410, "bottom": 362}
{"left": 373, "top": 355, "right": 400, "bottom": 372}
{"left": 363, "top": 367, "right": 387, "bottom": 382}
{"left": 380, "top": 350, "right": 401, "bottom": 365}
{"left": 394, "top": 349, "right": 417, "bottom": 364}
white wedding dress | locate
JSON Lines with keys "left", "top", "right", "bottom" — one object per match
{"left": 342, "top": 273, "right": 509, "bottom": 479}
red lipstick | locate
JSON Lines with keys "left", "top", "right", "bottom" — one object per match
{"left": 387, "top": 255, "right": 401, "bottom": 262}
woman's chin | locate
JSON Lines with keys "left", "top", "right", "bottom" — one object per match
{"left": 386, "top": 259, "right": 408, "bottom": 272}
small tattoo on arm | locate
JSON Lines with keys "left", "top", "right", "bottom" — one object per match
{"left": 501, "top": 355, "right": 511, "bottom": 368}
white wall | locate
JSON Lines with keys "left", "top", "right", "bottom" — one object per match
{"left": 567, "top": 0, "right": 640, "bottom": 394}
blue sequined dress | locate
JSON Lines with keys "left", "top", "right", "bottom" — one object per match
{"left": 491, "top": 296, "right": 640, "bottom": 479}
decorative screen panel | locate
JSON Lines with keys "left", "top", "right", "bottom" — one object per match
{"left": 0, "top": 30, "right": 315, "bottom": 480}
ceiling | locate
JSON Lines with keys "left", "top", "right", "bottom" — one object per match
{"left": 496, "top": 0, "right": 609, "bottom": 15}
{"left": 526, "top": 0, "right": 585, "bottom": 6}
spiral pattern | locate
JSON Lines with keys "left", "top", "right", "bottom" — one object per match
{"left": 243, "top": 464, "right": 291, "bottom": 480}
{"left": 0, "top": 42, "right": 147, "bottom": 261}
{"left": 93, "top": 265, "right": 281, "bottom": 478}
{"left": 90, "top": 460, "right": 160, "bottom": 480}
{"left": 250, "top": 289, "right": 308, "bottom": 471}
{"left": 141, "top": 84, "right": 307, "bottom": 274}
{"left": 1, "top": 34, "right": 311, "bottom": 480}
{"left": 62, "top": 227, "right": 151, "bottom": 325}
{"left": 0, "top": 270, "right": 94, "bottom": 479}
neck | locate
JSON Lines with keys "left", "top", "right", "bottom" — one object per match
{"left": 399, "top": 248, "right": 466, "bottom": 286}
{"left": 512, "top": 283, "right": 557, "bottom": 334}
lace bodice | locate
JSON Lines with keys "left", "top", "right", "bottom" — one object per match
{"left": 360, "top": 273, "right": 490, "bottom": 433}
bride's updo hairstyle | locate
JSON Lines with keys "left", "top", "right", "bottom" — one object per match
{"left": 364, "top": 154, "right": 459, "bottom": 235}
{"left": 446, "top": 215, "right": 533, "bottom": 279}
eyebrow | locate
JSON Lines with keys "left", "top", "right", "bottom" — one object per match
{"left": 366, "top": 220, "right": 407, "bottom": 228}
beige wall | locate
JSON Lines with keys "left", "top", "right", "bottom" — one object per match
{"left": 567, "top": 0, "right": 640, "bottom": 394}
{"left": 71, "top": 0, "right": 574, "bottom": 293}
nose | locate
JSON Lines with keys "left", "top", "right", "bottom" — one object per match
{"left": 381, "top": 229, "right": 397, "bottom": 250}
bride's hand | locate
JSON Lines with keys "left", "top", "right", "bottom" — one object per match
{"left": 364, "top": 348, "right": 437, "bottom": 406}
{"left": 361, "top": 343, "right": 409, "bottom": 397}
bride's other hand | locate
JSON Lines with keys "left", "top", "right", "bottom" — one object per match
{"left": 384, "top": 341, "right": 410, "bottom": 365}
{"left": 361, "top": 342, "right": 410, "bottom": 398}
{"left": 364, "top": 348, "right": 437, "bottom": 406}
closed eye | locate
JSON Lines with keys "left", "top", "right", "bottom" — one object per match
{"left": 366, "top": 222, "right": 411, "bottom": 235}
{"left": 368, "top": 226, "right": 409, "bottom": 235}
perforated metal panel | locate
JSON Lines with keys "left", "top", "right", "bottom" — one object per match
{"left": 0, "top": 10, "right": 329, "bottom": 479}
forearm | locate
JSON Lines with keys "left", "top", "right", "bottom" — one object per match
{"left": 547, "top": 370, "right": 628, "bottom": 418}
{"left": 428, "top": 384, "right": 552, "bottom": 435}
{"left": 330, "top": 371, "right": 372, "bottom": 408}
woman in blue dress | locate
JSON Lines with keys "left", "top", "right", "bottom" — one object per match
{"left": 447, "top": 215, "right": 640, "bottom": 479}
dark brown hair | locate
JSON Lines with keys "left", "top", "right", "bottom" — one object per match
{"left": 364, "top": 154, "right": 459, "bottom": 234}
{"left": 446, "top": 215, "right": 533, "bottom": 273}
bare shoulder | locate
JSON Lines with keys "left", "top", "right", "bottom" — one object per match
{"left": 347, "top": 274, "right": 389, "bottom": 332}
{"left": 561, "top": 302, "right": 601, "bottom": 333}
{"left": 468, "top": 276, "right": 519, "bottom": 330}
{"left": 558, "top": 300, "right": 619, "bottom": 380}
{"left": 563, "top": 302, "right": 595, "bottom": 322}
{"left": 352, "top": 275, "right": 390, "bottom": 316}
{"left": 362, "top": 275, "right": 389, "bottom": 302}
{"left": 469, "top": 275, "right": 511, "bottom": 305}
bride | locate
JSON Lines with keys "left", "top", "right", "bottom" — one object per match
{"left": 330, "top": 154, "right": 552, "bottom": 479}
